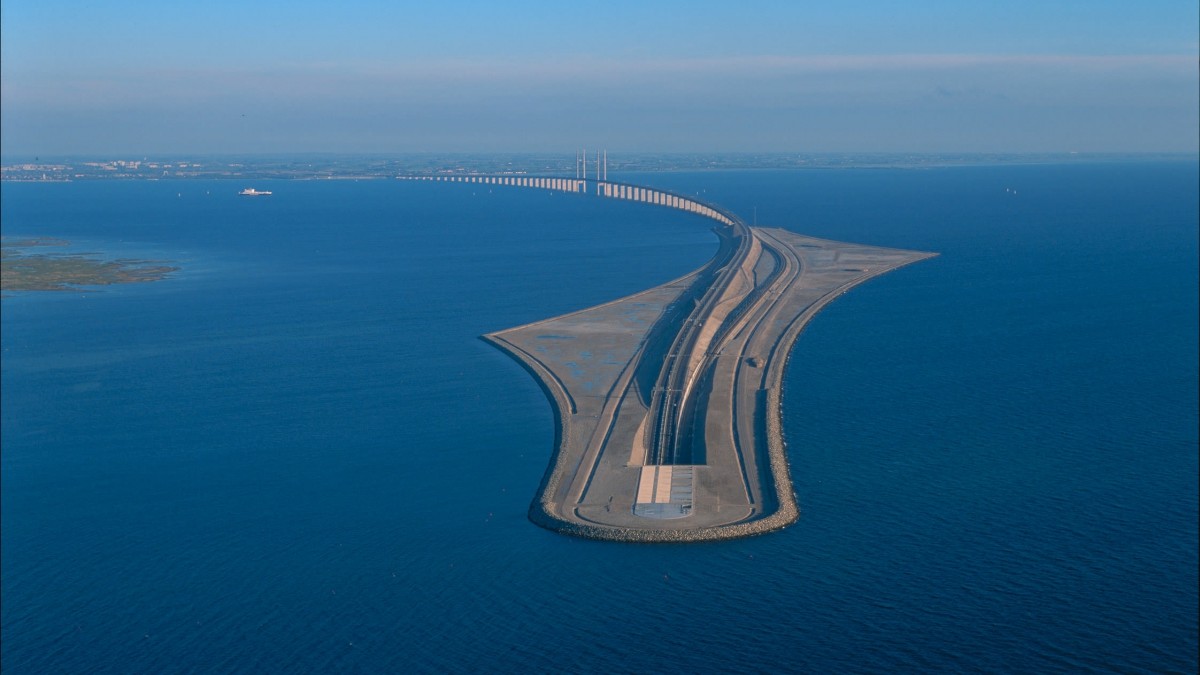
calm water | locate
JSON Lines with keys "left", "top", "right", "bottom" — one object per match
{"left": 2, "top": 163, "right": 1197, "bottom": 673}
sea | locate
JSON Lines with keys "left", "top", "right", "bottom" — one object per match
{"left": 2, "top": 161, "right": 1197, "bottom": 674}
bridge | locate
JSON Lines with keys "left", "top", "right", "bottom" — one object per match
{"left": 404, "top": 169, "right": 936, "bottom": 542}
{"left": 400, "top": 173, "right": 735, "bottom": 227}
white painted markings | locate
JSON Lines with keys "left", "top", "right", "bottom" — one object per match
{"left": 636, "top": 466, "right": 657, "bottom": 504}
{"left": 654, "top": 465, "right": 674, "bottom": 503}
{"left": 633, "top": 465, "right": 696, "bottom": 519}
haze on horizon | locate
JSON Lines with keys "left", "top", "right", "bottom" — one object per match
{"left": 1, "top": 0, "right": 1197, "bottom": 157}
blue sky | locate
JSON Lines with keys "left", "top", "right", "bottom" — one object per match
{"left": 2, "top": 0, "right": 1196, "bottom": 155}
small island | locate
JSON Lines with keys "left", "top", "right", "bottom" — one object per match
{"left": 1, "top": 238, "right": 178, "bottom": 293}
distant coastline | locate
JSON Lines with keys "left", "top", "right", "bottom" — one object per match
{"left": 2, "top": 152, "right": 1193, "bottom": 183}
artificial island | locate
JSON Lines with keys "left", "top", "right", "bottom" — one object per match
{"left": 416, "top": 166, "right": 938, "bottom": 542}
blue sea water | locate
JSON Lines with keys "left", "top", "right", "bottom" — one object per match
{"left": 2, "top": 162, "right": 1196, "bottom": 673}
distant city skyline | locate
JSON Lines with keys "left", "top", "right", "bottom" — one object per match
{"left": 2, "top": 0, "right": 1197, "bottom": 156}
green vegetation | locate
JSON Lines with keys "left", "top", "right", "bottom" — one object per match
{"left": 1, "top": 238, "right": 177, "bottom": 292}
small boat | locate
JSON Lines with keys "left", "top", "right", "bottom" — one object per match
{"left": 239, "top": 188, "right": 272, "bottom": 196}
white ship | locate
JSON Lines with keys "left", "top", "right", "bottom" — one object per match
{"left": 239, "top": 188, "right": 272, "bottom": 196}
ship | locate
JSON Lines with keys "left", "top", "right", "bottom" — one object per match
{"left": 239, "top": 188, "right": 272, "bottom": 196}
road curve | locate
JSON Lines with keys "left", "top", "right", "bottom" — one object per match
{"left": 414, "top": 174, "right": 938, "bottom": 542}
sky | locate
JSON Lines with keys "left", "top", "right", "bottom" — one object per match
{"left": 1, "top": 0, "right": 1197, "bottom": 156}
